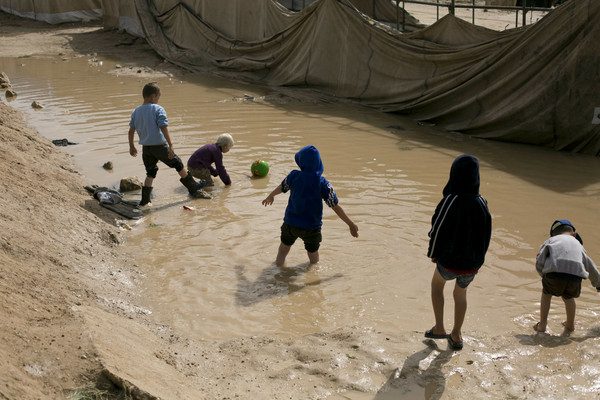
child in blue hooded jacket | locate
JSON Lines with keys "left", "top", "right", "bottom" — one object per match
{"left": 262, "top": 145, "right": 358, "bottom": 266}
{"left": 426, "top": 154, "right": 492, "bottom": 350}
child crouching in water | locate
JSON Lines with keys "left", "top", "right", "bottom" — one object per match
{"left": 534, "top": 219, "right": 600, "bottom": 334}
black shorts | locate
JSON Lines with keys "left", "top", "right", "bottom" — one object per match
{"left": 542, "top": 272, "right": 582, "bottom": 300}
{"left": 280, "top": 222, "right": 322, "bottom": 253}
{"left": 142, "top": 144, "right": 184, "bottom": 178}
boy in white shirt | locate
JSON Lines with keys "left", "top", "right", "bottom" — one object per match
{"left": 534, "top": 219, "right": 600, "bottom": 334}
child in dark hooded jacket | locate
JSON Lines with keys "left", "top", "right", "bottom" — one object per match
{"left": 425, "top": 154, "right": 492, "bottom": 350}
{"left": 262, "top": 145, "right": 358, "bottom": 266}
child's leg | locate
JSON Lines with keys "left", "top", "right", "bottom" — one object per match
{"left": 430, "top": 268, "right": 447, "bottom": 335}
{"left": 144, "top": 176, "right": 154, "bottom": 187}
{"left": 534, "top": 292, "right": 552, "bottom": 332}
{"left": 275, "top": 242, "right": 292, "bottom": 267}
{"left": 177, "top": 168, "right": 188, "bottom": 179}
{"left": 562, "top": 297, "right": 576, "bottom": 332}
{"left": 451, "top": 283, "right": 467, "bottom": 342}
{"left": 307, "top": 250, "right": 319, "bottom": 265}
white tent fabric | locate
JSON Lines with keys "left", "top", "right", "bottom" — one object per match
{"left": 0, "top": 0, "right": 101, "bottom": 24}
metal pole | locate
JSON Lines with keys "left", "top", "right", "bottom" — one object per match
{"left": 472, "top": 0, "right": 475, "bottom": 24}
{"left": 522, "top": 0, "right": 527, "bottom": 26}
{"left": 402, "top": 0, "right": 406, "bottom": 31}
{"left": 396, "top": 0, "right": 400, "bottom": 31}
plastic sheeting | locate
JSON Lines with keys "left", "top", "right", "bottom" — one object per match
{"left": 0, "top": 0, "right": 101, "bottom": 24}
{"left": 134, "top": 0, "right": 600, "bottom": 155}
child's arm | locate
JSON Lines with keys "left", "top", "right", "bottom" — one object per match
{"left": 160, "top": 126, "right": 175, "bottom": 159}
{"left": 535, "top": 243, "right": 548, "bottom": 277}
{"left": 332, "top": 204, "right": 359, "bottom": 238}
{"left": 262, "top": 185, "right": 282, "bottom": 206}
{"left": 582, "top": 253, "right": 600, "bottom": 291}
{"left": 128, "top": 127, "right": 137, "bottom": 157}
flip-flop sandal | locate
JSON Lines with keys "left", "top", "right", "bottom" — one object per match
{"left": 533, "top": 322, "right": 546, "bottom": 333}
{"left": 424, "top": 328, "right": 449, "bottom": 339}
{"left": 448, "top": 335, "right": 463, "bottom": 350}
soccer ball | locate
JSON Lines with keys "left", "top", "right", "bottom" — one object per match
{"left": 251, "top": 160, "right": 269, "bottom": 177}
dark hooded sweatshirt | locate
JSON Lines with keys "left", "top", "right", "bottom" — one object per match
{"left": 427, "top": 155, "right": 492, "bottom": 273}
{"left": 281, "top": 145, "right": 338, "bottom": 230}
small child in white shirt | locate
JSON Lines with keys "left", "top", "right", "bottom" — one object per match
{"left": 534, "top": 219, "right": 600, "bottom": 334}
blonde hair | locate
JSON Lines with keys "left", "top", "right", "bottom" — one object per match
{"left": 216, "top": 133, "right": 234, "bottom": 149}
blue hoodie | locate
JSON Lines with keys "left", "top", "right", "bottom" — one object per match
{"left": 427, "top": 155, "right": 492, "bottom": 272}
{"left": 281, "top": 146, "right": 338, "bottom": 230}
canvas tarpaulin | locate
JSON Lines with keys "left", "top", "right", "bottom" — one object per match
{"left": 100, "top": 0, "right": 144, "bottom": 37}
{"left": 133, "top": 0, "right": 600, "bottom": 155}
{"left": 279, "top": 0, "right": 424, "bottom": 29}
{"left": 1, "top": 0, "right": 598, "bottom": 155}
{"left": 0, "top": 0, "right": 101, "bottom": 23}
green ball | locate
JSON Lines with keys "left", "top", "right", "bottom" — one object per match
{"left": 251, "top": 160, "right": 269, "bottom": 177}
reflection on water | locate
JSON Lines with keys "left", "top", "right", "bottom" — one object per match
{"left": 2, "top": 54, "right": 600, "bottom": 342}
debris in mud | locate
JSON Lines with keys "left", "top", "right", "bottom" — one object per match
{"left": 52, "top": 138, "right": 78, "bottom": 146}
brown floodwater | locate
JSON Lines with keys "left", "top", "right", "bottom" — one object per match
{"left": 2, "top": 54, "right": 600, "bottom": 350}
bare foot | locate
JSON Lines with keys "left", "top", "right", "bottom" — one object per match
{"left": 533, "top": 322, "right": 546, "bottom": 333}
{"left": 561, "top": 321, "right": 575, "bottom": 332}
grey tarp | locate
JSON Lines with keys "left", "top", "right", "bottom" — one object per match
{"left": 0, "top": 0, "right": 101, "bottom": 23}
{"left": 133, "top": 0, "right": 600, "bottom": 155}
{"left": 346, "top": 0, "right": 423, "bottom": 29}
{"left": 1, "top": 0, "right": 598, "bottom": 154}
{"left": 101, "top": 1, "right": 144, "bottom": 37}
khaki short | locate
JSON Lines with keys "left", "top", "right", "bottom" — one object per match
{"left": 188, "top": 167, "right": 214, "bottom": 186}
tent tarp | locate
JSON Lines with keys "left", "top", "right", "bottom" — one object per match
{"left": 0, "top": 0, "right": 101, "bottom": 24}
{"left": 101, "top": 0, "right": 144, "bottom": 37}
{"left": 134, "top": 0, "right": 600, "bottom": 155}
{"left": 2, "top": 0, "right": 598, "bottom": 155}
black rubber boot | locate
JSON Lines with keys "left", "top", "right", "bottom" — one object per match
{"left": 139, "top": 186, "right": 153, "bottom": 206}
{"left": 180, "top": 172, "right": 206, "bottom": 196}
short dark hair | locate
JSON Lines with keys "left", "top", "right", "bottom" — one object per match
{"left": 551, "top": 224, "right": 574, "bottom": 236}
{"left": 142, "top": 82, "right": 160, "bottom": 98}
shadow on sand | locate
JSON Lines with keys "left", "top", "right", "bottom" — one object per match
{"left": 374, "top": 339, "right": 453, "bottom": 400}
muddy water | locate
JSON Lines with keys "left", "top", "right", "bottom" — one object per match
{"left": 2, "top": 55, "right": 600, "bottom": 346}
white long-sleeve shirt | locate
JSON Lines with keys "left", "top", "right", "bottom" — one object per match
{"left": 536, "top": 234, "right": 600, "bottom": 288}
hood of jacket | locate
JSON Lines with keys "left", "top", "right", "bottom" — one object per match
{"left": 295, "top": 145, "right": 324, "bottom": 176}
{"left": 443, "top": 154, "right": 480, "bottom": 196}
